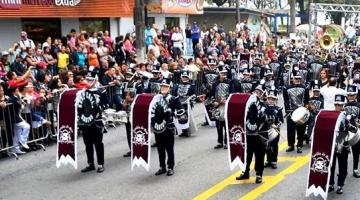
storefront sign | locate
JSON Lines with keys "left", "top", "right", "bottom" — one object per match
{"left": 146, "top": 0, "right": 204, "bottom": 14}
{"left": 1, "top": 0, "right": 80, "bottom": 7}
{"left": 0, "top": 0, "right": 21, "bottom": 9}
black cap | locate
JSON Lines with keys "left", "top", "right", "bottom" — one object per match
{"left": 334, "top": 94, "right": 346, "bottom": 105}
{"left": 152, "top": 64, "right": 161, "bottom": 72}
{"left": 267, "top": 89, "right": 278, "bottom": 99}
{"left": 311, "top": 80, "right": 320, "bottom": 91}
{"left": 160, "top": 78, "right": 172, "bottom": 87}
{"left": 347, "top": 84, "right": 358, "bottom": 95}
{"left": 181, "top": 70, "right": 190, "bottom": 78}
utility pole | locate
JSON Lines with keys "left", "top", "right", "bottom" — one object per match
{"left": 135, "top": 0, "right": 146, "bottom": 62}
{"left": 236, "top": 0, "right": 240, "bottom": 24}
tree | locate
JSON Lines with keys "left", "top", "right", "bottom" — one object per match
{"left": 290, "top": 0, "right": 296, "bottom": 33}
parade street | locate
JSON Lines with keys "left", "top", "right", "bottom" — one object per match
{"left": 0, "top": 101, "right": 359, "bottom": 200}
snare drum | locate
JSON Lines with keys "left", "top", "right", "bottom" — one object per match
{"left": 346, "top": 130, "right": 360, "bottom": 146}
{"left": 268, "top": 128, "right": 280, "bottom": 142}
{"left": 291, "top": 107, "right": 310, "bottom": 125}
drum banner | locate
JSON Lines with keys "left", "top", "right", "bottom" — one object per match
{"left": 224, "top": 93, "right": 257, "bottom": 171}
{"left": 56, "top": 89, "right": 81, "bottom": 169}
{"left": 130, "top": 93, "right": 160, "bottom": 171}
{"left": 306, "top": 110, "right": 344, "bottom": 200}
{"left": 175, "top": 99, "right": 191, "bottom": 130}
{"left": 203, "top": 99, "right": 216, "bottom": 127}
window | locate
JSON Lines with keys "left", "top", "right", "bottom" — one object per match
{"left": 22, "top": 18, "right": 61, "bottom": 44}
{"left": 79, "top": 18, "right": 110, "bottom": 35}
{"left": 165, "top": 17, "right": 180, "bottom": 29}
{"left": 146, "top": 17, "right": 155, "bottom": 26}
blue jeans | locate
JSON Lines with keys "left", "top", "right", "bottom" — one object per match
{"left": 113, "top": 95, "right": 122, "bottom": 111}
{"left": 186, "top": 38, "right": 193, "bottom": 56}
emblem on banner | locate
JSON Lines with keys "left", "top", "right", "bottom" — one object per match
{"left": 229, "top": 125, "right": 245, "bottom": 147}
{"left": 310, "top": 152, "right": 330, "bottom": 174}
{"left": 133, "top": 126, "right": 149, "bottom": 146}
{"left": 59, "top": 125, "right": 74, "bottom": 144}
{"left": 77, "top": 90, "right": 99, "bottom": 126}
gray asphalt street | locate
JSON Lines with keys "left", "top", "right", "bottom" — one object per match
{"left": 1, "top": 102, "right": 360, "bottom": 200}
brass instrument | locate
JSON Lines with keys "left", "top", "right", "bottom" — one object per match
{"left": 319, "top": 34, "right": 335, "bottom": 63}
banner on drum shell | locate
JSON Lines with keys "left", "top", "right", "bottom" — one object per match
{"left": 130, "top": 94, "right": 160, "bottom": 171}
{"left": 306, "top": 110, "right": 344, "bottom": 200}
{"left": 56, "top": 89, "right": 80, "bottom": 169}
{"left": 224, "top": 93, "right": 256, "bottom": 171}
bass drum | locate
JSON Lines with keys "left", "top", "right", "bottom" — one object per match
{"left": 346, "top": 130, "right": 360, "bottom": 146}
{"left": 291, "top": 107, "right": 310, "bottom": 125}
{"left": 268, "top": 128, "right": 280, "bottom": 142}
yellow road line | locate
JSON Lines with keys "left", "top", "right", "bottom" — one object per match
{"left": 239, "top": 155, "right": 310, "bottom": 200}
{"left": 192, "top": 142, "right": 288, "bottom": 200}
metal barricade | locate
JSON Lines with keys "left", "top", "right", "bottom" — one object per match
{"left": 0, "top": 103, "right": 18, "bottom": 158}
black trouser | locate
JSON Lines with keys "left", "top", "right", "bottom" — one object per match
{"left": 154, "top": 128, "right": 175, "bottom": 170}
{"left": 245, "top": 135, "right": 266, "bottom": 176}
{"left": 192, "top": 38, "right": 199, "bottom": 52}
{"left": 266, "top": 134, "right": 280, "bottom": 163}
{"left": 330, "top": 149, "right": 349, "bottom": 187}
{"left": 172, "top": 47, "right": 182, "bottom": 60}
{"left": 81, "top": 123, "right": 104, "bottom": 165}
{"left": 306, "top": 114, "right": 316, "bottom": 137}
{"left": 287, "top": 116, "right": 306, "bottom": 148}
{"left": 216, "top": 120, "right": 227, "bottom": 145}
{"left": 352, "top": 141, "right": 360, "bottom": 170}
{"left": 125, "top": 121, "right": 131, "bottom": 150}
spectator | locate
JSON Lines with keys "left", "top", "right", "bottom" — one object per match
{"left": 8, "top": 42, "right": 21, "bottom": 64}
{"left": 57, "top": 46, "right": 69, "bottom": 72}
{"left": 103, "top": 30, "right": 113, "bottom": 52}
{"left": 89, "top": 32, "right": 98, "bottom": 50}
{"left": 72, "top": 45, "right": 86, "bottom": 69}
{"left": 97, "top": 40, "right": 110, "bottom": 69}
{"left": 0, "top": 52, "right": 9, "bottom": 79}
{"left": 191, "top": 22, "right": 200, "bottom": 53}
{"left": 8, "top": 86, "right": 30, "bottom": 154}
{"left": 43, "top": 46, "right": 57, "bottom": 76}
{"left": 42, "top": 37, "right": 52, "bottom": 51}
{"left": 114, "top": 35, "right": 126, "bottom": 65}
{"left": 19, "top": 31, "right": 35, "bottom": 58}
{"left": 185, "top": 24, "right": 192, "bottom": 56}
{"left": 161, "top": 24, "right": 171, "bottom": 45}
{"left": 11, "top": 55, "right": 26, "bottom": 76}
{"left": 171, "top": 27, "right": 184, "bottom": 60}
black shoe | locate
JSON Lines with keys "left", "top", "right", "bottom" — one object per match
{"left": 328, "top": 185, "right": 334, "bottom": 192}
{"left": 297, "top": 147, "right": 303, "bottom": 154}
{"left": 336, "top": 186, "right": 343, "bottom": 194}
{"left": 353, "top": 170, "right": 360, "bottom": 178}
{"left": 223, "top": 145, "right": 228, "bottom": 149}
{"left": 286, "top": 146, "right": 295, "bottom": 152}
{"left": 151, "top": 143, "right": 157, "bottom": 148}
{"left": 201, "top": 122, "right": 208, "bottom": 126}
{"left": 179, "top": 133, "right": 189, "bottom": 137}
{"left": 236, "top": 172, "right": 249, "bottom": 180}
{"left": 155, "top": 168, "right": 167, "bottom": 176}
{"left": 97, "top": 165, "right": 105, "bottom": 173}
{"left": 214, "top": 144, "right": 223, "bottom": 149}
{"left": 81, "top": 165, "right": 95, "bottom": 173}
{"left": 123, "top": 152, "right": 131, "bottom": 157}
{"left": 255, "top": 176, "right": 262, "bottom": 184}
{"left": 167, "top": 169, "right": 174, "bottom": 176}
{"left": 264, "top": 162, "right": 271, "bottom": 168}
{"left": 271, "top": 163, "right": 278, "bottom": 169}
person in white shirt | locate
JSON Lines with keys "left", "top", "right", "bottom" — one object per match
{"left": 171, "top": 27, "right": 184, "bottom": 60}
{"left": 320, "top": 77, "right": 346, "bottom": 110}
{"left": 160, "top": 63, "right": 170, "bottom": 79}
{"left": 19, "top": 31, "right": 35, "bottom": 58}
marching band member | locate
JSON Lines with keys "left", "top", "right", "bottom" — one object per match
{"left": 326, "top": 51, "right": 340, "bottom": 77}
{"left": 236, "top": 82, "right": 266, "bottom": 184}
{"left": 298, "top": 59, "right": 311, "bottom": 87}
{"left": 147, "top": 64, "right": 163, "bottom": 94}
{"left": 172, "top": 70, "right": 196, "bottom": 137}
{"left": 268, "top": 52, "right": 282, "bottom": 81}
{"left": 122, "top": 69, "right": 143, "bottom": 157}
{"left": 279, "top": 62, "right": 292, "bottom": 89}
{"left": 329, "top": 94, "right": 357, "bottom": 194}
{"left": 80, "top": 82, "right": 108, "bottom": 173}
{"left": 305, "top": 81, "right": 324, "bottom": 144}
{"left": 263, "top": 89, "right": 283, "bottom": 169}
{"left": 283, "top": 69, "right": 309, "bottom": 153}
{"left": 152, "top": 79, "right": 184, "bottom": 176}
{"left": 263, "top": 68, "right": 278, "bottom": 92}
{"left": 201, "top": 57, "right": 218, "bottom": 126}
{"left": 240, "top": 68, "right": 257, "bottom": 94}
{"left": 211, "top": 65, "right": 234, "bottom": 149}
{"left": 309, "top": 52, "right": 323, "bottom": 81}
{"left": 252, "top": 54, "right": 264, "bottom": 81}
{"left": 344, "top": 84, "right": 360, "bottom": 178}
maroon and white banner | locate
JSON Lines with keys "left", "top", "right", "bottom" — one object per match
{"left": 224, "top": 93, "right": 257, "bottom": 171}
{"left": 306, "top": 110, "right": 345, "bottom": 199}
{"left": 56, "top": 89, "right": 81, "bottom": 169}
{"left": 130, "top": 93, "right": 160, "bottom": 171}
